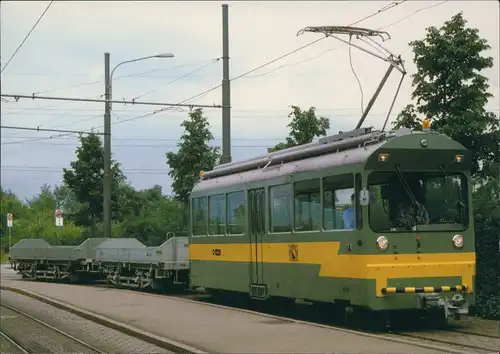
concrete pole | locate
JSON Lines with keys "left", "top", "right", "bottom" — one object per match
{"left": 103, "top": 53, "right": 112, "bottom": 238}
{"left": 220, "top": 4, "right": 232, "bottom": 165}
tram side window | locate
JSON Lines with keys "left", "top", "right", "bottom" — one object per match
{"left": 192, "top": 197, "right": 208, "bottom": 236}
{"left": 227, "top": 191, "right": 245, "bottom": 234}
{"left": 270, "top": 184, "right": 293, "bottom": 233}
{"left": 323, "top": 174, "right": 355, "bottom": 230}
{"left": 209, "top": 194, "right": 226, "bottom": 235}
{"left": 294, "top": 179, "right": 321, "bottom": 231}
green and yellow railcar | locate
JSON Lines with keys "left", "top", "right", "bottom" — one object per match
{"left": 188, "top": 125, "right": 475, "bottom": 320}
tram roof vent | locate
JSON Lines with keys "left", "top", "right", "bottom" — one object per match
{"left": 200, "top": 126, "right": 386, "bottom": 180}
{"left": 317, "top": 127, "right": 374, "bottom": 145}
{"left": 394, "top": 127, "right": 411, "bottom": 137}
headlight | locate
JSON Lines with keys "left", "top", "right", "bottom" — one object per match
{"left": 452, "top": 234, "right": 464, "bottom": 249}
{"left": 376, "top": 236, "right": 389, "bottom": 251}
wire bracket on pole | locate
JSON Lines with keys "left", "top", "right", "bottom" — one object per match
{"left": 297, "top": 26, "right": 391, "bottom": 41}
{"left": 296, "top": 25, "right": 406, "bottom": 131}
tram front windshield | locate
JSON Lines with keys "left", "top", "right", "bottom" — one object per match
{"left": 368, "top": 170, "right": 468, "bottom": 232}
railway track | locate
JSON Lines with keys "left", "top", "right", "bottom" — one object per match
{"left": 0, "top": 304, "right": 101, "bottom": 353}
{"left": 447, "top": 328, "right": 499, "bottom": 339}
{"left": 0, "top": 288, "right": 202, "bottom": 354}
{"left": 5, "top": 279, "right": 499, "bottom": 354}
{"left": 0, "top": 330, "right": 30, "bottom": 354}
{"left": 141, "top": 288, "right": 500, "bottom": 353}
{"left": 173, "top": 291, "right": 500, "bottom": 354}
{"left": 394, "top": 330, "right": 499, "bottom": 354}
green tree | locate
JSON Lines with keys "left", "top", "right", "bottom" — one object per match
{"left": 392, "top": 12, "right": 499, "bottom": 176}
{"left": 1, "top": 188, "right": 28, "bottom": 254}
{"left": 117, "top": 186, "right": 186, "bottom": 245}
{"left": 63, "top": 133, "right": 125, "bottom": 234}
{"left": 114, "top": 183, "right": 143, "bottom": 222}
{"left": 52, "top": 184, "right": 82, "bottom": 215}
{"left": 0, "top": 185, "right": 85, "bottom": 254}
{"left": 392, "top": 12, "right": 500, "bottom": 318}
{"left": 26, "top": 183, "right": 57, "bottom": 211}
{"left": 472, "top": 163, "right": 500, "bottom": 319}
{"left": 166, "top": 108, "right": 220, "bottom": 204}
{"left": 268, "top": 105, "right": 330, "bottom": 152}
{"left": 1, "top": 187, "right": 27, "bottom": 232}
{"left": 393, "top": 104, "right": 422, "bottom": 131}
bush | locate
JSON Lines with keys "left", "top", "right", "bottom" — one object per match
{"left": 474, "top": 206, "right": 500, "bottom": 319}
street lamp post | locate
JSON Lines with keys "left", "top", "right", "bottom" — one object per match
{"left": 102, "top": 53, "right": 175, "bottom": 238}
{"left": 108, "top": 53, "right": 175, "bottom": 110}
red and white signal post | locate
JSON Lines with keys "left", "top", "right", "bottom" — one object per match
{"left": 6, "top": 213, "right": 13, "bottom": 252}
{"left": 55, "top": 209, "right": 64, "bottom": 228}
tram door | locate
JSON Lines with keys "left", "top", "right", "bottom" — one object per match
{"left": 248, "top": 188, "right": 267, "bottom": 298}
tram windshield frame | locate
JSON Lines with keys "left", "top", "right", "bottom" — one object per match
{"left": 367, "top": 170, "right": 469, "bottom": 232}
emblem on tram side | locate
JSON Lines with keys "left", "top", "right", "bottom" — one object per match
{"left": 289, "top": 244, "right": 298, "bottom": 262}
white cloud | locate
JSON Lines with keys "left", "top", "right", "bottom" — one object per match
{"left": 1, "top": 0, "right": 499, "bottom": 199}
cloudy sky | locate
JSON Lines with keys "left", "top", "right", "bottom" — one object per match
{"left": 1, "top": 0, "right": 499, "bottom": 200}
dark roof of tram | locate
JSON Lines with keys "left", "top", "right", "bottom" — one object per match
{"left": 191, "top": 129, "right": 467, "bottom": 194}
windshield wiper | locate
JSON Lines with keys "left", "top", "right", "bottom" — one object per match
{"left": 394, "top": 164, "right": 420, "bottom": 230}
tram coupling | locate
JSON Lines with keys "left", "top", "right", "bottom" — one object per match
{"left": 417, "top": 292, "right": 469, "bottom": 320}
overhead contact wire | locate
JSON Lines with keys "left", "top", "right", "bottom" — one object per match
{"left": 1, "top": 1, "right": 54, "bottom": 73}
{"left": 133, "top": 58, "right": 221, "bottom": 101}
{"left": 4, "top": 0, "right": 424, "bottom": 143}
{"left": 109, "top": 1, "right": 407, "bottom": 127}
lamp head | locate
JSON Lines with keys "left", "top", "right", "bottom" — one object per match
{"left": 155, "top": 53, "right": 175, "bottom": 58}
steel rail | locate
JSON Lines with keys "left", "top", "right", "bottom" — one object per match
{"left": 393, "top": 331, "right": 499, "bottom": 353}
{"left": 0, "top": 304, "right": 102, "bottom": 353}
{"left": 0, "top": 330, "right": 31, "bottom": 354}
{"left": 4, "top": 282, "right": 497, "bottom": 354}
{"left": 44, "top": 282, "right": 481, "bottom": 354}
